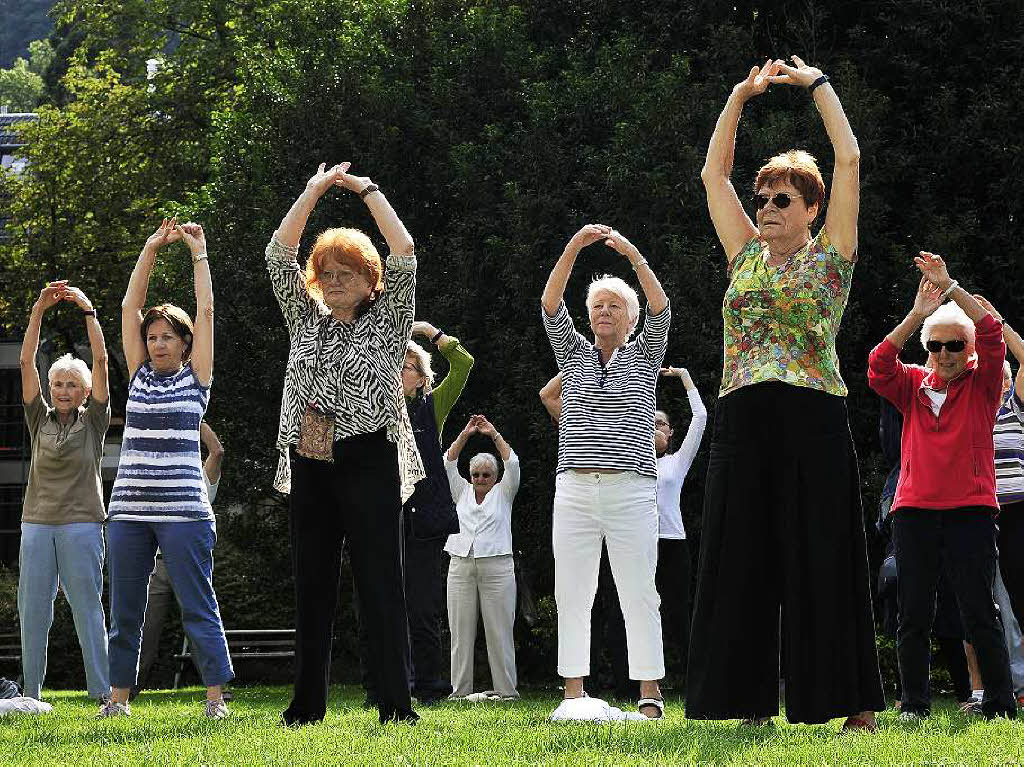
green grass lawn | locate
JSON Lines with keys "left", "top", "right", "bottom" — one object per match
{"left": 3, "top": 686, "right": 1024, "bottom": 766}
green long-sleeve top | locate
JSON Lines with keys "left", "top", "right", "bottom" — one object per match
{"left": 408, "top": 336, "right": 474, "bottom": 438}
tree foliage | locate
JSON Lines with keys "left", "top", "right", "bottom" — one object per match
{"left": 1, "top": 0, "right": 1023, "bottom": 686}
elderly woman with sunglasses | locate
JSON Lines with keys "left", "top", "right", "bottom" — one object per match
{"left": 443, "top": 415, "right": 521, "bottom": 700}
{"left": 541, "top": 223, "right": 670, "bottom": 719}
{"left": 868, "top": 254, "right": 1015, "bottom": 720}
{"left": 687, "top": 56, "right": 883, "bottom": 730}
{"left": 267, "top": 161, "right": 423, "bottom": 726}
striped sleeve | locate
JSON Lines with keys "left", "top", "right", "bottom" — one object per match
{"left": 635, "top": 302, "right": 671, "bottom": 369}
{"left": 542, "top": 301, "right": 588, "bottom": 370}
{"left": 378, "top": 253, "right": 417, "bottom": 365}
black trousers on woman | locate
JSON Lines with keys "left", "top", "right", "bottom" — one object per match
{"left": 894, "top": 507, "right": 1015, "bottom": 717}
{"left": 283, "top": 430, "right": 417, "bottom": 725}
{"left": 999, "top": 501, "right": 1024, "bottom": 631}
{"left": 686, "top": 382, "right": 884, "bottom": 724}
{"left": 656, "top": 538, "right": 692, "bottom": 683}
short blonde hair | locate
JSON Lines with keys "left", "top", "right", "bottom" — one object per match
{"left": 469, "top": 452, "right": 499, "bottom": 477}
{"left": 305, "top": 227, "right": 384, "bottom": 305}
{"left": 755, "top": 150, "right": 826, "bottom": 214}
{"left": 405, "top": 340, "right": 435, "bottom": 394}
{"left": 921, "top": 302, "right": 976, "bottom": 350}
{"left": 586, "top": 275, "right": 641, "bottom": 337}
{"left": 47, "top": 353, "right": 91, "bottom": 390}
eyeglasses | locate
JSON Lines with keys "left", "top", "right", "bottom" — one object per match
{"left": 926, "top": 339, "right": 966, "bottom": 353}
{"left": 320, "top": 269, "right": 361, "bottom": 285}
{"left": 752, "top": 192, "right": 803, "bottom": 210}
{"left": 402, "top": 363, "right": 421, "bottom": 374}
{"left": 471, "top": 472, "right": 493, "bottom": 479}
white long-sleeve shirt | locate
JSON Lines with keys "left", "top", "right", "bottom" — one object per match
{"left": 444, "top": 449, "right": 521, "bottom": 558}
{"left": 657, "top": 387, "right": 707, "bottom": 539}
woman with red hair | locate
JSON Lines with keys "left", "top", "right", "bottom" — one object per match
{"left": 266, "top": 162, "right": 423, "bottom": 725}
{"left": 687, "top": 56, "right": 883, "bottom": 730}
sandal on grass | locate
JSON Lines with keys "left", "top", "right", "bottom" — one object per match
{"left": 739, "top": 716, "right": 773, "bottom": 727}
{"left": 637, "top": 697, "right": 665, "bottom": 719}
{"left": 841, "top": 714, "right": 877, "bottom": 733}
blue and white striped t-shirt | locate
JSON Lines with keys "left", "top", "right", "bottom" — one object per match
{"left": 542, "top": 300, "right": 671, "bottom": 478}
{"left": 995, "top": 386, "right": 1024, "bottom": 506}
{"left": 109, "top": 362, "right": 213, "bottom": 522}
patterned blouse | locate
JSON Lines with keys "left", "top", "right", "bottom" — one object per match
{"left": 720, "top": 228, "right": 854, "bottom": 398}
{"left": 266, "top": 234, "right": 425, "bottom": 501}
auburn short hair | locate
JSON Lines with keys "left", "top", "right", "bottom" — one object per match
{"left": 141, "top": 304, "right": 194, "bottom": 362}
{"left": 754, "top": 150, "right": 826, "bottom": 214}
{"left": 304, "top": 227, "right": 384, "bottom": 303}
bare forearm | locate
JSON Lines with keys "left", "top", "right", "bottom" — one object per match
{"left": 364, "top": 191, "right": 414, "bottom": 257}
{"left": 490, "top": 431, "right": 511, "bottom": 462}
{"left": 542, "top": 248, "right": 578, "bottom": 316}
{"left": 1004, "top": 322, "right": 1024, "bottom": 363}
{"left": 194, "top": 257, "right": 213, "bottom": 312}
{"left": 20, "top": 304, "right": 44, "bottom": 366}
{"left": 701, "top": 90, "right": 744, "bottom": 182}
{"left": 276, "top": 189, "right": 320, "bottom": 249}
{"left": 813, "top": 84, "right": 860, "bottom": 164}
{"left": 631, "top": 260, "right": 668, "bottom": 315}
{"left": 947, "top": 286, "right": 988, "bottom": 323}
{"left": 886, "top": 311, "right": 925, "bottom": 350}
{"left": 446, "top": 433, "right": 470, "bottom": 462}
{"left": 123, "top": 249, "right": 156, "bottom": 312}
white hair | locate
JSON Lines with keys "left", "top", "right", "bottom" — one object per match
{"left": 920, "top": 302, "right": 975, "bottom": 350}
{"left": 469, "top": 452, "right": 499, "bottom": 477}
{"left": 47, "top": 353, "right": 91, "bottom": 390}
{"left": 405, "top": 340, "right": 435, "bottom": 393}
{"left": 586, "top": 275, "right": 641, "bottom": 337}
{"left": 1004, "top": 360, "right": 1013, "bottom": 381}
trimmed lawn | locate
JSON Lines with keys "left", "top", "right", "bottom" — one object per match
{"left": 3, "top": 686, "right": 1023, "bottom": 765}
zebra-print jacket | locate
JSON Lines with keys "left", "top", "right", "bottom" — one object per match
{"left": 266, "top": 234, "right": 425, "bottom": 501}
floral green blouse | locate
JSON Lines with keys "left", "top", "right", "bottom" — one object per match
{"left": 720, "top": 228, "right": 854, "bottom": 398}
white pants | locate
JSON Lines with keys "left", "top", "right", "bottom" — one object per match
{"left": 447, "top": 553, "right": 518, "bottom": 697}
{"left": 553, "top": 470, "right": 663, "bottom": 680}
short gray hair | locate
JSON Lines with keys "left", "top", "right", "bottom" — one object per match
{"left": 405, "top": 340, "right": 435, "bottom": 394}
{"left": 921, "top": 302, "right": 975, "bottom": 350}
{"left": 586, "top": 275, "right": 641, "bottom": 337}
{"left": 47, "top": 353, "right": 91, "bottom": 390}
{"left": 469, "top": 452, "right": 499, "bottom": 477}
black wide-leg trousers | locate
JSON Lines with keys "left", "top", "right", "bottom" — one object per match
{"left": 686, "top": 382, "right": 884, "bottom": 724}
{"left": 283, "top": 430, "right": 416, "bottom": 725}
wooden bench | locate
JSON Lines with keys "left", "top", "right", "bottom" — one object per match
{"left": 0, "top": 631, "right": 22, "bottom": 686}
{"left": 174, "top": 629, "right": 295, "bottom": 688}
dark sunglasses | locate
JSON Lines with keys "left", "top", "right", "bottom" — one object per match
{"left": 471, "top": 472, "right": 493, "bottom": 479}
{"left": 753, "top": 192, "right": 802, "bottom": 210}
{"left": 926, "top": 339, "right": 966, "bottom": 353}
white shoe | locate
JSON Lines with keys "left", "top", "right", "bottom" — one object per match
{"left": 899, "top": 710, "right": 924, "bottom": 722}
{"left": 205, "top": 698, "right": 229, "bottom": 719}
{"left": 96, "top": 699, "right": 130, "bottom": 718}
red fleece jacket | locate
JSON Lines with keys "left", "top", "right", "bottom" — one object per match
{"left": 867, "top": 313, "right": 1005, "bottom": 512}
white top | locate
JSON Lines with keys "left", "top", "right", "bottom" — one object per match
{"left": 923, "top": 387, "right": 947, "bottom": 417}
{"left": 657, "top": 388, "right": 707, "bottom": 539}
{"left": 444, "top": 449, "right": 521, "bottom": 558}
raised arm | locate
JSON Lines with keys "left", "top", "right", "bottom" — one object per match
{"left": 124, "top": 218, "right": 180, "bottom": 375}
{"left": 975, "top": 295, "right": 1024, "bottom": 397}
{"left": 63, "top": 286, "right": 108, "bottom": 404}
{"left": 769, "top": 56, "right": 860, "bottom": 261}
{"left": 885, "top": 276, "right": 944, "bottom": 350}
{"left": 660, "top": 367, "right": 708, "bottom": 473}
{"left": 413, "top": 321, "right": 475, "bottom": 433}
{"left": 914, "top": 252, "right": 989, "bottom": 323}
{"left": 20, "top": 282, "right": 67, "bottom": 404}
{"left": 446, "top": 415, "right": 481, "bottom": 463}
{"left": 200, "top": 420, "right": 225, "bottom": 484}
{"left": 330, "top": 162, "right": 414, "bottom": 257}
{"left": 476, "top": 416, "right": 511, "bottom": 462}
{"left": 542, "top": 224, "right": 610, "bottom": 316}
{"left": 176, "top": 223, "right": 213, "bottom": 387}
{"left": 700, "top": 60, "right": 778, "bottom": 263}
{"left": 276, "top": 163, "right": 349, "bottom": 248}
{"left": 539, "top": 372, "right": 562, "bottom": 424}
{"left": 603, "top": 229, "right": 667, "bottom": 315}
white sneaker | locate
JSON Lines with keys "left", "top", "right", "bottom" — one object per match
{"left": 96, "top": 699, "right": 130, "bottom": 718}
{"left": 205, "top": 698, "right": 229, "bottom": 719}
{"left": 899, "top": 710, "right": 924, "bottom": 723}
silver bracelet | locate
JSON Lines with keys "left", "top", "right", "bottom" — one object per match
{"left": 940, "top": 279, "right": 959, "bottom": 300}
{"left": 631, "top": 257, "right": 649, "bottom": 271}
{"left": 192, "top": 252, "right": 209, "bottom": 264}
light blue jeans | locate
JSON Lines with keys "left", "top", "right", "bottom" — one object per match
{"left": 18, "top": 522, "right": 110, "bottom": 699}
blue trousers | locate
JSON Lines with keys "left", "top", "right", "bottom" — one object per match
{"left": 18, "top": 522, "right": 110, "bottom": 699}
{"left": 107, "top": 519, "right": 233, "bottom": 688}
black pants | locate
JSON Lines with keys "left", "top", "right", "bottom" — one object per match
{"left": 283, "top": 431, "right": 416, "bottom": 724}
{"left": 357, "top": 529, "right": 451, "bottom": 703}
{"left": 656, "top": 538, "right": 691, "bottom": 682}
{"left": 999, "top": 501, "right": 1024, "bottom": 630}
{"left": 687, "top": 382, "right": 884, "bottom": 724}
{"left": 894, "top": 507, "right": 1015, "bottom": 717}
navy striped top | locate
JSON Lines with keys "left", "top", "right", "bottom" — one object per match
{"left": 109, "top": 362, "right": 213, "bottom": 521}
{"left": 542, "top": 300, "right": 671, "bottom": 477}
